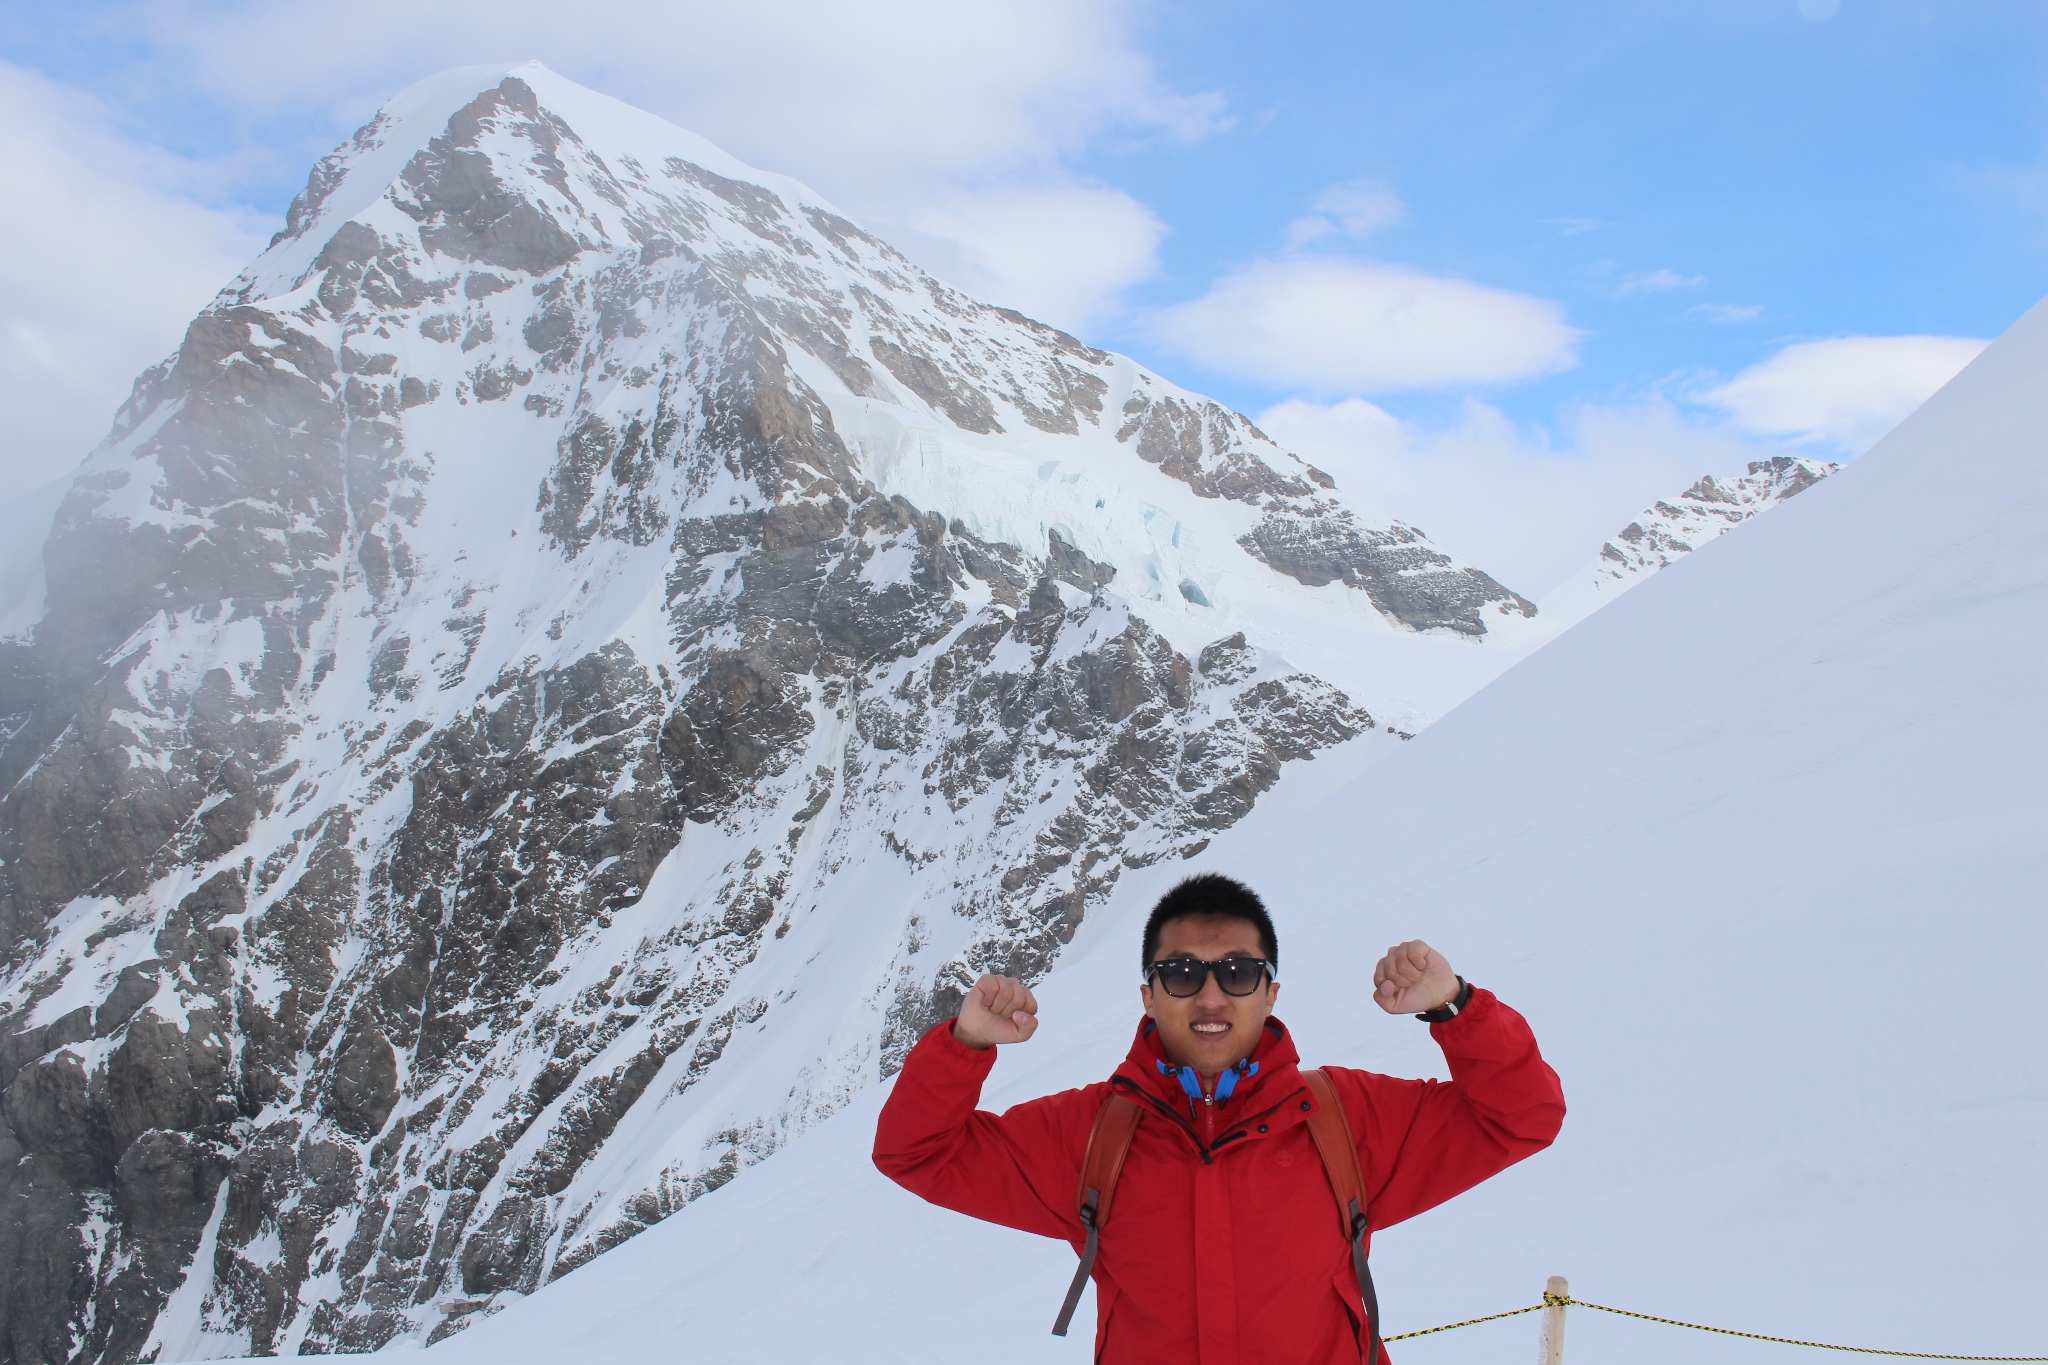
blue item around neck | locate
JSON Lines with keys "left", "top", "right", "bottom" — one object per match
{"left": 1157, "top": 1055, "right": 1259, "bottom": 1109}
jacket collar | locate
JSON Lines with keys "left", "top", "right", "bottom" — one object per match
{"left": 1113, "top": 1014, "right": 1301, "bottom": 1112}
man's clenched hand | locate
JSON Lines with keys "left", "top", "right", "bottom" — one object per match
{"left": 952, "top": 974, "right": 1039, "bottom": 1049}
{"left": 1372, "top": 940, "right": 1460, "bottom": 1015}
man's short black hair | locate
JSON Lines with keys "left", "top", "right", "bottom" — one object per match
{"left": 1142, "top": 873, "right": 1278, "bottom": 971}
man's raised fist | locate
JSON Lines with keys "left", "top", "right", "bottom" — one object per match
{"left": 953, "top": 973, "right": 1039, "bottom": 1049}
{"left": 1371, "top": 940, "right": 1460, "bottom": 1015}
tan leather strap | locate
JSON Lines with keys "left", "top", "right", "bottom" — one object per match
{"left": 1302, "top": 1069, "right": 1384, "bottom": 1365}
{"left": 1300, "top": 1069, "right": 1367, "bottom": 1233}
{"left": 1052, "top": 1091, "right": 1144, "bottom": 1336}
{"left": 1076, "top": 1091, "right": 1145, "bottom": 1226}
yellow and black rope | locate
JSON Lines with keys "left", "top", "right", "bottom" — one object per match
{"left": 1384, "top": 1301, "right": 1547, "bottom": 1341}
{"left": 1381, "top": 1292, "right": 2046, "bottom": 1361}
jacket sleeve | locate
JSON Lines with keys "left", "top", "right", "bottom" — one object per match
{"left": 872, "top": 1020, "right": 1096, "bottom": 1244}
{"left": 1334, "top": 986, "right": 1565, "bottom": 1229}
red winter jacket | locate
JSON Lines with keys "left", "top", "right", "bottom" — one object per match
{"left": 873, "top": 989, "right": 1564, "bottom": 1364}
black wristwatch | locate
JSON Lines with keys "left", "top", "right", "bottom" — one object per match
{"left": 1416, "top": 977, "right": 1472, "bottom": 1023}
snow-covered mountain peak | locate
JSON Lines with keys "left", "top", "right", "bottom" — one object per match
{"left": 241, "top": 63, "right": 837, "bottom": 303}
{"left": 187, "top": 63, "right": 1534, "bottom": 657}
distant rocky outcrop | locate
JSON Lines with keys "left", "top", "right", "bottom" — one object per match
{"left": 1541, "top": 455, "right": 1839, "bottom": 627}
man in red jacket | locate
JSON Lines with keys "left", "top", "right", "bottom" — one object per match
{"left": 873, "top": 873, "right": 1565, "bottom": 1364}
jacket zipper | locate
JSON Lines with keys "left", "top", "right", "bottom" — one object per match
{"left": 1111, "top": 1076, "right": 1307, "bottom": 1163}
{"left": 1111, "top": 1075, "right": 1217, "bottom": 1162}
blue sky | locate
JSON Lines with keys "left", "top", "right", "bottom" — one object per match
{"left": 2, "top": 0, "right": 2041, "bottom": 590}
{"left": 1105, "top": 1, "right": 2044, "bottom": 417}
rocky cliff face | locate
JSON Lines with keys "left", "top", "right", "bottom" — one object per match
{"left": 0, "top": 64, "right": 1536, "bottom": 1361}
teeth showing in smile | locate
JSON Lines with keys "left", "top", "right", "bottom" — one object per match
{"left": 1191, "top": 1022, "right": 1230, "bottom": 1034}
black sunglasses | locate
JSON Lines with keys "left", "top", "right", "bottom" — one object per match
{"left": 1145, "top": 955, "right": 1275, "bottom": 998}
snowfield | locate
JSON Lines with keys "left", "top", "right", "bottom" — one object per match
{"left": 371, "top": 307, "right": 2048, "bottom": 1359}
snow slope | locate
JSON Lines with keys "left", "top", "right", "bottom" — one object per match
{"left": 408, "top": 298, "right": 2048, "bottom": 1365}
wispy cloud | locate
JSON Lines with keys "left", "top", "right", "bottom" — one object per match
{"left": 1543, "top": 216, "right": 1605, "bottom": 237}
{"left": 1284, "top": 179, "right": 1407, "bottom": 248}
{"left": 1161, "top": 171, "right": 1581, "bottom": 394}
{"left": 1155, "top": 257, "right": 1580, "bottom": 392}
{"left": 142, "top": 0, "right": 1228, "bottom": 189}
{"left": 1691, "top": 302, "right": 1766, "bottom": 323}
{"left": 875, "top": 182, "right": 1163, "bottom": 334}
{"left": 1702, "top": 334, "right": 1988, "bottom": 452}
{"left": 1616, "top": 268, "right": 1707, "bottom": 297}
{"left": 0, "top": 60, "right": 267, "bottom": 499}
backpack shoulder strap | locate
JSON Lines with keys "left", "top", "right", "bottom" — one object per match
{"left": 1300, "top": 1068, "right": 1367, "bottom": 1228}
{"left": 1050, "top": 1089, "right": 1143, "bottom": 1337}
{"left": 1302, "top": 1068, "right": 1385, "bottom": 1365}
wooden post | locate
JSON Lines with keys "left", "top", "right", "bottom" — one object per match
{"left": 1538, "top": 1275, "right": 1569, "bottom": 1365}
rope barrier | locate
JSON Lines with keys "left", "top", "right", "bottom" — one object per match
{"left": 1384, "top": 1302, "right": 1546, "bottom": 1341}
{"left": 1381, "top": 1293, "right": 2047, "bottom": 1361}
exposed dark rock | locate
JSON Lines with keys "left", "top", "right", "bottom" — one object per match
{"left": 327, "top": 1025, "right": 399, "bottom": 1139}
{"left": 1046, "top": 529, "right": 1117, "bottom": 593}
{"left": 89, "top": 1131, "right": 231, "bottom": 1363}
{"left": 870, "top": 338, "right": 1003, "bottom": 434}
{"left": 1240, "top": 508, "right": 1535, "bottom": 636}
{"left": 94, "top": 963, "right": 161, "bottom": 1037}
{"left": 459, "top": 1195, "right": 542, "bottom": 1296}
{"left": 397, "top": 79, "right": 585, "bottom": 277}
{"left": 1116, "top": 386, "right": 1319, "bottom": 504}
{"left": 1570, "top": 455, "right": 1842, "bottom": 594}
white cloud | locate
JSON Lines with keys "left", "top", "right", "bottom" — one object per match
{"left": 121, "top": 0, "right": 1218, "bottom": 333}
{"left": 147, "top": 0, "right": 1222, "bottom": 185}
{"left": 1259, "top": 395, "right": 1787, "bottom": 597}
{"left": 0, "top": 61, "right": 267, "bottom": 500}
{"left": 1704, "top": 334, "right": 1989, "bottom": 452}
{"left": 1285, "top": 179, "right": 1406, "bottom": 247}
{"left": 876, "top": 183, "right": 1164, "bottom": 336}
{"left": 1617, "top": 268, "right": 1706, "bottom": 297}
{"left": 1156, "top": 258, "right": 1581, "bottom": 392}
{"left": 1692, "top": 302, "right": 1766, "bottom": 323}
